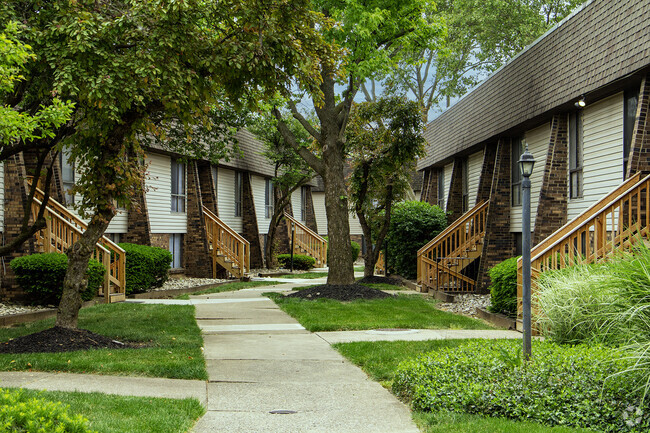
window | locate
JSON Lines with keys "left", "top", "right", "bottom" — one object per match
{"left": 300, "top": 186, "right": 307, "bottom": 221}
{"left": 60, "top": 147, "right": 75, "bottom": 205}
{"left": 461, "top": 158, "right": 469, "bottom": 213}
{"left": 511, "top": 137, "right": 525, "bottom": 206}
{"left": 212, "top": 166, "right": 218, "bottom": 200}
{"left": 265, "top": 179, "right": 274, "bottom": 218}
{"left": 107, "top": 233, "right": 121, "bottom": 244}
{"left": 569, "top": 111, "right": 584, "bottom": 198}
{"left": 171, "top": 160, "right": 186, "bottom": 212}
{"left": 624, "top": 88, "right": 640, "bottom": 176}
{"left": 169, "top": 234, "right": 183, "bottom": 268}
{"left": 437, "top": 169, "right": 445, "bottom": 208}
{"left": 234, "top": 171, "right": 243, "bottom": 217}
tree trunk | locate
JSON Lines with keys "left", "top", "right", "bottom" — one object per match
{"left": 55, "top": 208, "right": 113, "bottom": 328}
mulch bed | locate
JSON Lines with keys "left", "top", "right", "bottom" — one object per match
{"left": 357, "top": 275, "right": 404, "bottom": 286}
{"left": 286, "top": 283, "right": 394, "bottom": 301}
{"left": 0, "top": 326, "right": 134, "bottom": 354}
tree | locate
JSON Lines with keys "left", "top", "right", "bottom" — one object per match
{"left": 249, "top": 109, "right": 315, "bottom": 268}
{"left": 272, "top": 0, "right": 442, "bottom": 286}
{"left": 0, "top": 21, "right": 74, "bottom": 256}
{"left": 3, "top": 0, "right": 332, "bottom": 328}
{"left": 347, "top": 97, "right": 425, "bottom": 278}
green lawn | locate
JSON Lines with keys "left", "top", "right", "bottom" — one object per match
{"left": 176, "top": 280, "right": 281, "bottom": 299}
{"left": 0, "top": 303, "right": 206, "bottom": 380}
{"left": 334, "top": 340, "right": 592, "bottom": 433}
{"left": 11, "top": 388, "right": 205, "bottom": 433}
{"left": 267, "top": 293, "right": 492, "bottom": 332}
{"left": 272, "top": 272, "right": 329, "bottom": 279}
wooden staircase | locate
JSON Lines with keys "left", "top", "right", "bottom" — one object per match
{"left": 30, "top": 186, "right": 126, "bottom": 303}
{"left": 517, "top": 172, "right": 650, "bottom": 319}
{"left": 284, "top": 212, "right": 327, "bottom": 267}
{"left": 203, "top": 206, "right": 249, "bottom": 278}
{"left": 417, "top": 200, "right": 489, "bottom": 292}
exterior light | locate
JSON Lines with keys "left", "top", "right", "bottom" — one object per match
{"left": 575, "top": 96, "right": 586, "bottom": 108}
{"left": 519, "top": 144, "right": 535, "bottom": 361}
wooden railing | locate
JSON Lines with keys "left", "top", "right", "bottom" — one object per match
{"left": 417, "top": 200, "right": 489, "bottom": 292}
{"left": 203, "top": 206, "right": 249, "bottom": 278}
{"left": 30, "top": 187, "right": 126, "bottom": 303}
{"left": 517, "top": 172, "right": 650, "bottom": 318}
{"left": 284, "top": 212, "right": 327, "bottom": 267}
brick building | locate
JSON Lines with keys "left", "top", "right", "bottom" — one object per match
{"left": 418, "top": 0, "right": 650, "bottom": 290}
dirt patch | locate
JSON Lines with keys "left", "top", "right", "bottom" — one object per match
{"left": 286, "top": 284, "right": 394, "bottom": 301}
{"left": 357, "top": 275, "right": 404, "bottom": 286}
{"left": 0, "top": 326, "right": 136, "bottom": 354}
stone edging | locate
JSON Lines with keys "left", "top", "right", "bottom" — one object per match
{"left": 476, "top": 307, "right": 517, "bottom": 330}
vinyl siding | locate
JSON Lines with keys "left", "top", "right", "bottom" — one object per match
{"left": 312, "top": 192, "right": 327, "bottom": 236}
{"left": 252, "top": 175, "right": 271, "bottom": 235}
{"left": 567, "top": 93, "right": 624, "bottom": 221}
{"left": 348, "top": 211, "right": 363, "bottom": 236}
{"left": 145, "top": 152, "right": 186, "bottom": 233}
{"left": 510, "top": 123, "right": 550, "bottom": 232}
{"left": 291, "top": 189, "right": 303, "bottom": 221}
{"left": 216, "top": 167, "right": 243, "bottom": 233}
{"left": 467, "top": 149, "right": 484, "bottom": 208}
{"left": 442, "top": 163, "right": 453, "bottom": 211}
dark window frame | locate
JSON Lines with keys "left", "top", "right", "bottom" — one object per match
{"left": 437, "top": 169, "right": 445, "bottom": 208}
{"left": 511, "top": 137, "right": 524, "bottom": 207}
{"left": 265, "top": 178, "right": 274, "bottom": 218}
{"left": 60, "top": 147, "right": 75, "bottom": 206}
{"left": 569, "top": 110, "right": 584, "bottom": 199}
{"left": 171, "top": 160, "right": 186, "bottom": 212}
{"left": 624, "top": 87, "right": 640, "bottom": 177}
{"left": 234, "top": 171, "right": 243, "bottom": 217}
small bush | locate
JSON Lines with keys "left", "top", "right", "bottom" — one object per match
{"left": 0, "top": 388, "right": 94, "bottom": 432}
{"left": 350, "top": 241, "right": 361, "bottom": 262}
{"left": 277, "top": 254, "right": 316, "bottom": 270}
{"left": 393, "top": 339, "right": 649, "bottom": 432}
{"left": 10, "top": 253, "right": 104, "bottom": 304}
{"left": 118, "top": 243, "right": 172, "bottom": 295}
{"left": 386, "top": 201, "right": 447, "bottom": 279}
{"left": 487, "top": 256, "right": 519, "bottom": 316}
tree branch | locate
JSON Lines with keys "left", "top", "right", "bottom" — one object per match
{"left": 272, "top": 107, "right": 324, "bottom": 174}
{"left": 288, "top": 102, "right": 321, "bottom": 142}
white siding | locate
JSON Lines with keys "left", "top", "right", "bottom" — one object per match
{"left": 443, "top": 162, "right": 453, "bottom": 211}
{"left": 252, "top": 175, "right": 270, "bottom": 235}
{"left": 348, "top": 211, "right": 363, "bottom": 236}
{"left": 567, "top": 93, "right": 624, "bottom": 221}
{"left": 0, "top": 161, "right": 4, "bottom": 232}
{"left": 291, "top": 189, "right": 303, "bottom": 221}
{"left": 313, "top": 192, "right": 327, "bottom": 236}
{"left": 145, "top": 153, "right": 186, "bottom": 233}
{"left": 510, "top": 123, "right": 550, "bottom": 232}
{"left": 467, "top": 149, "right": 484, "bottom": 208}
{"left": 216, "top": 167, "right": 243, "bottom": 233}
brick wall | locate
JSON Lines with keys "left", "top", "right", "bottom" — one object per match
{"left": 304, "top": 186, "right": 318, "bottom": 233}
{"left": 197, "top": 162, "right": 218, "bottom": 214}
{"left": 533, "top": 114, "right": 569, "bottom": 245}
{"left": 184, "top": 161, "right": 212, "bottom": 278}
{"left": 420, "top": 168, "right": 438, "bottom": 205}
{"left": 446, "top": 158, "right": 464, "bottom": 223}
{"left": 476, "top": 146, "right": 496, "bottom": 203}
{"left": 627, "top": 74, "right": 650, "bottom": 177}
{"left": 241, "top": 172, "right": 264, "bottom": 268}
{"left": 123, "top": 179, "right": 151, "bottom": 246}
{"left": 476, "top": 139, "right": 515, "bottom": 290}
{"left": 150, "top": 233, "right": 169, "bottom": 250}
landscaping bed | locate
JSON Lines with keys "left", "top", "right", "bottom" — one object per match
{"left": 286, "top": 283, "right": 393, "bottom": 301}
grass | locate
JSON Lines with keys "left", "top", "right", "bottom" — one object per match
{"left": 12, "top": 388, "right": 205, "bottom": 433}
{"left": 267, "top": 293, "right": 492, "bottom": 332}
{"left": 175, "top": 280, "right": 281, "bottom": 299}
{"left": 334, "top": 340, "right": 592, "bottom": 433}
{"left": 0, "top": 303, "right": 206, "bottom": 380}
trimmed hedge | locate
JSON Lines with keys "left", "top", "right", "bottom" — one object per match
{"left": 487, "top": 256, "right": 519, "bottom": 316}
{"left": 118, "top": 243, "right": 172, "bottom": 295}
{"left": 277, "top": 254, "right": 316, "bottom": 270}
{"left": 0, "top": 388, "right": 93, "bottom": 432}
{"left": 10, "top": 253, "right": 104, "bottom": 304}
{"left": 393, "top": 339, "right": 649, "bottom": 432}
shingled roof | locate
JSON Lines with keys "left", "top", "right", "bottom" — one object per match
{"left": 418, "top": 0, "right": 650, "bottom": 170}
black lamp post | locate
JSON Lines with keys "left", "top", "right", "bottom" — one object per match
{"left": 519, "top": 145, "right": 535, "bottom": 361}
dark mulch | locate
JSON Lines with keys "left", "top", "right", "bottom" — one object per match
{"left": 357, "top": 275, "right": 404, "bottom": 286}
{"left": 0, "top": 326, "right": 134, "bottom": 354}
{"left": 286, "top": 284, "right": 394, "bottom": 301}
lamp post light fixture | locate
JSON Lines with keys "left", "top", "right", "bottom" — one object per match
{"left": 519, "top": 145, "right": 535, "bottom": 361}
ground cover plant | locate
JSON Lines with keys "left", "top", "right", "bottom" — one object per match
{"left": 3, "top": 388, "right": 205, "bottom": 433}
{"left": 488, "top": 256, "right": 519, "bottom": 317}
{"left": 276, "top": 254, "right": 315, "bottom": 270}
{"left": 0, "top": 303, "right": 206, "bottom": 380}
{"left": 393, "top": 339, "right": 649, "bottom": 432}
{"left": 268, "top": 292, "right": 492, "bottom": 332}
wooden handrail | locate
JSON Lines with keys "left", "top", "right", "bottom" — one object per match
{"left": 417, "top": 200, "right": 489, "bottom": 293}
{"left": 203, "top": 206, "right": 249, "bottom": 278}
{"left": 517, "top": 172, "right": 650, "bottom": 319}
{"left": 284, "top": 212, "right": 328, "bottom": 266}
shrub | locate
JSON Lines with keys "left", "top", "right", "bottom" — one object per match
{"left": 277, "top": 254, "right": 316, "bottom": 270}
{"left": 393, "top": 339, "right": 649, "bottom": 432}
{"left": 386, "top": 201, "right": 447, "bottom": 279}
{"left": 487, "top": 256, "right": 519, "bottom": 317}
{"left": 350, "top": 241, "right": 361, "bottom": 262}
{"left": 0, "top": 388, "right": 94, "bottom": 432}
{"left": 10, "top": 253, "right": 104, "bottom": 304}
{"left": 118, "top": 243, "right": 172, "bottom": 295}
